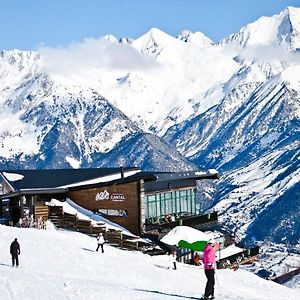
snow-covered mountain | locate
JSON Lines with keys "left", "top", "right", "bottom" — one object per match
{"left": 163, "top": 7, "right": 300, "bottom": 245}
{"left": 165, "top": 72, "right": 300, "bottom": 243}
{"left": 0, "top": 49, "right": 196, "bottom": 171}
{"left": 0, "top": 7, "right": 300, "bottom": 245}
{"left": 219, "top": 6, "right": 300, "bottom": 50}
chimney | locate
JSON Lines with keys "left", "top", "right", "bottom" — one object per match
{"left": 120, "top": 166, "right": 124, "bottom": 178}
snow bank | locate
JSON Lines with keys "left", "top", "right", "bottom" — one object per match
{"left": 160, "top": 225, "right": 214, "bottom": 245}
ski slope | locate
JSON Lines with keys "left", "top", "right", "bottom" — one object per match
{"left": 0, "top": 225, "right": 299, "bottom": 299}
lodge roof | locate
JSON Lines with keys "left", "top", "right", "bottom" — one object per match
{"left": 0, "top": 167, "right": 219, "bottom": 198}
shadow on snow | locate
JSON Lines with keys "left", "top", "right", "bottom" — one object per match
{"left": 135, "top": 288, "right": 201, "bottom": 299}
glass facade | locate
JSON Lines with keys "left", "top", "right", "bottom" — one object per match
{"left": 145, "top": 188, "right": 196, "bottom": 224}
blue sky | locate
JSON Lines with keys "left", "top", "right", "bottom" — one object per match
{"left": 1, "top": 0, "right": 299, "bottom": 50}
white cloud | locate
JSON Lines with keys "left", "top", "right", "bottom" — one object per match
{"left": 240, "top": 45, "right": 300, "bottom": 63}
{"left": 38, "top": 37, "right": 157, "bottom": 76}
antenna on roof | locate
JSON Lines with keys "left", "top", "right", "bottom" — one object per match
{"left": 120, "top": 166, "right": 124, "bottom": 178}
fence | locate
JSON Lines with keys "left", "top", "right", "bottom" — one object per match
{"left": 47, "top": 206, "right": 149, "bottom": 252}
{"left": 48, "top": 206, "right": 63, "bottom": 227}
{"left": 34, "top": 205, "right": 49, "bottom": 220}
{"left": 217, "top": 246, "right": 260, "bottom": 269}
{"left": 272, "top": 266, "right": 300, "bottom": 284}
{"left": 145, "top": 212, "right": 218, "bottom": 233}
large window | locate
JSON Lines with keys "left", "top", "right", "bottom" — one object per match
{"left": 145, "top": 188, "right": 196, "bottom": 224}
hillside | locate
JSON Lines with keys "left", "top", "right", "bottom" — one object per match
{"left": 1, "top": 225, "right": 300, "bottom": 299}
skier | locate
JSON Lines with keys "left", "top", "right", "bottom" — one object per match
{"left": 96, "top": 233, "right": 105, "bottom": 253}
{"left": 10, "top": 238, "right": 20, "bottom": 267}
{"left": 201, "top": 239, "right": 216, "bottom": 300}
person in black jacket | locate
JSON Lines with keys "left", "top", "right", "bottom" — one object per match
{"left": 10, "top": 238, "right": 20, "bottom": 267}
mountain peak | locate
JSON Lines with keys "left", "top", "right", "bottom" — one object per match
{"left": 219, "top": 6, "right": 300, "bottom": 50}
{"left": 133, "top": 27, "right": 181, "bottom": 57}
{"left": 104, "top": 34, "right": 118, "bottom": 43}
{"left": 119, "top": 37, "right": 133, "bottom": 44}
{"left": 135, "top": 27, "right": 177, "bottom": 44}
{"left": 177, "top": 30, "right": 214, "bottom": 48}
{"left": 285, "top": 5, "right": 300, "bottom": 14}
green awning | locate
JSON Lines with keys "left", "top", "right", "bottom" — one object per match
{"left": 178, "top": 240, "right": 208, "bottom": 252}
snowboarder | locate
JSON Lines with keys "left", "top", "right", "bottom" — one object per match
{"left": 10, "top": 238, "right": 20, "bottom": 267}
{"left": 96, "top": 233, "right": 105, "bottom": 253}
{"left": 202, "top": 239, "right": 216, "bottom": 300}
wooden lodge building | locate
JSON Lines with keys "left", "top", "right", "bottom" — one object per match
{"left": 0, "top": 167, "right": 219, "bottom": 235}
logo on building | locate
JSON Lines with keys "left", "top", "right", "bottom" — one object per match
{"left": 110, "top": 194, "right": 126, "bottom": 201}
{"left": 95, "top": 190, "right": 109, "bottom": 201}
{"left": 95, "top": 190, "right": 126, "bottom": 202}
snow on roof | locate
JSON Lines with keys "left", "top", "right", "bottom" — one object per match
{"left": 161, "top": 226, "right": 245, "bottom": 261}
{"left": 160, "top": 225, "right": 214, "bottom": 246}
{"left": 56, "top": 169, "right": 141, "bottom": 188}
{"left": 218, "top": 244, "right": 245, "bottom": 260}
{"left": 47, "top": 198, "right": 138, "bottom": 238}
{"left": 2, "top": 171, "right": 24, "bottom": 181}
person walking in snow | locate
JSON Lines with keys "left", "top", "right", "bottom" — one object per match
{"left": 96, "top": 233, "right": 105, "bottom": 253}
{"left": 10, "top": 238, "right": 20, "bottom": 267}
{"left": 202, "top": 239, "right": 217, "bottom": 300}
{"left": 169, "top": 250, "right": 177, "bottom": 270}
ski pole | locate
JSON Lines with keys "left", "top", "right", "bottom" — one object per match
{"left": 215, "top": 268, "right": 220, "bottom": 290}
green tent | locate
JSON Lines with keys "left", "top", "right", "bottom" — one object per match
{"left": 178, "top": 240, "right": 208, "bottom": 252}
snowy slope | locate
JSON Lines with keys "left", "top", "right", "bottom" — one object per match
{"left": 1, "top": 225, "right": 300, "bottom": 299}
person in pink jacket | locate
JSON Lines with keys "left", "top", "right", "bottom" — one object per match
{"left": 201, "top": 239, "right": 216, "bottom": 300}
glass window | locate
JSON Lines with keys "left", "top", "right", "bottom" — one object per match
{"left": 165, "top": 193, "right": 172, "bottom": 215}
{"left": 145, "top": 188, "right": 196, "bottom": 222}
{"left": 175, "top": 191, "right": 181, "bottom": 214}
{"left": 179, "top": 190, "right": 187, "bottom": 214}
{"left": 191, "top": 189, "right": 196, "bottom": 214}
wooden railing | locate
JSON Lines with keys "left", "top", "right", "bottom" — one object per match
{"left": 272, "top": 266, "right": 300, "bottom": 284}
{"left": 145, "top": 212, "right": 218, "bottom": 233}
{"left": 34, "top": 205, "right": 49, "bottom": 220}
{"left": 47, "top": 206, "right": 149, "bottom": 252}
{"left": 217, "top": 246, "right": 260, "bottom": 269}
{"left": 48, "top": 206, "right": 63, "bottom": 227}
